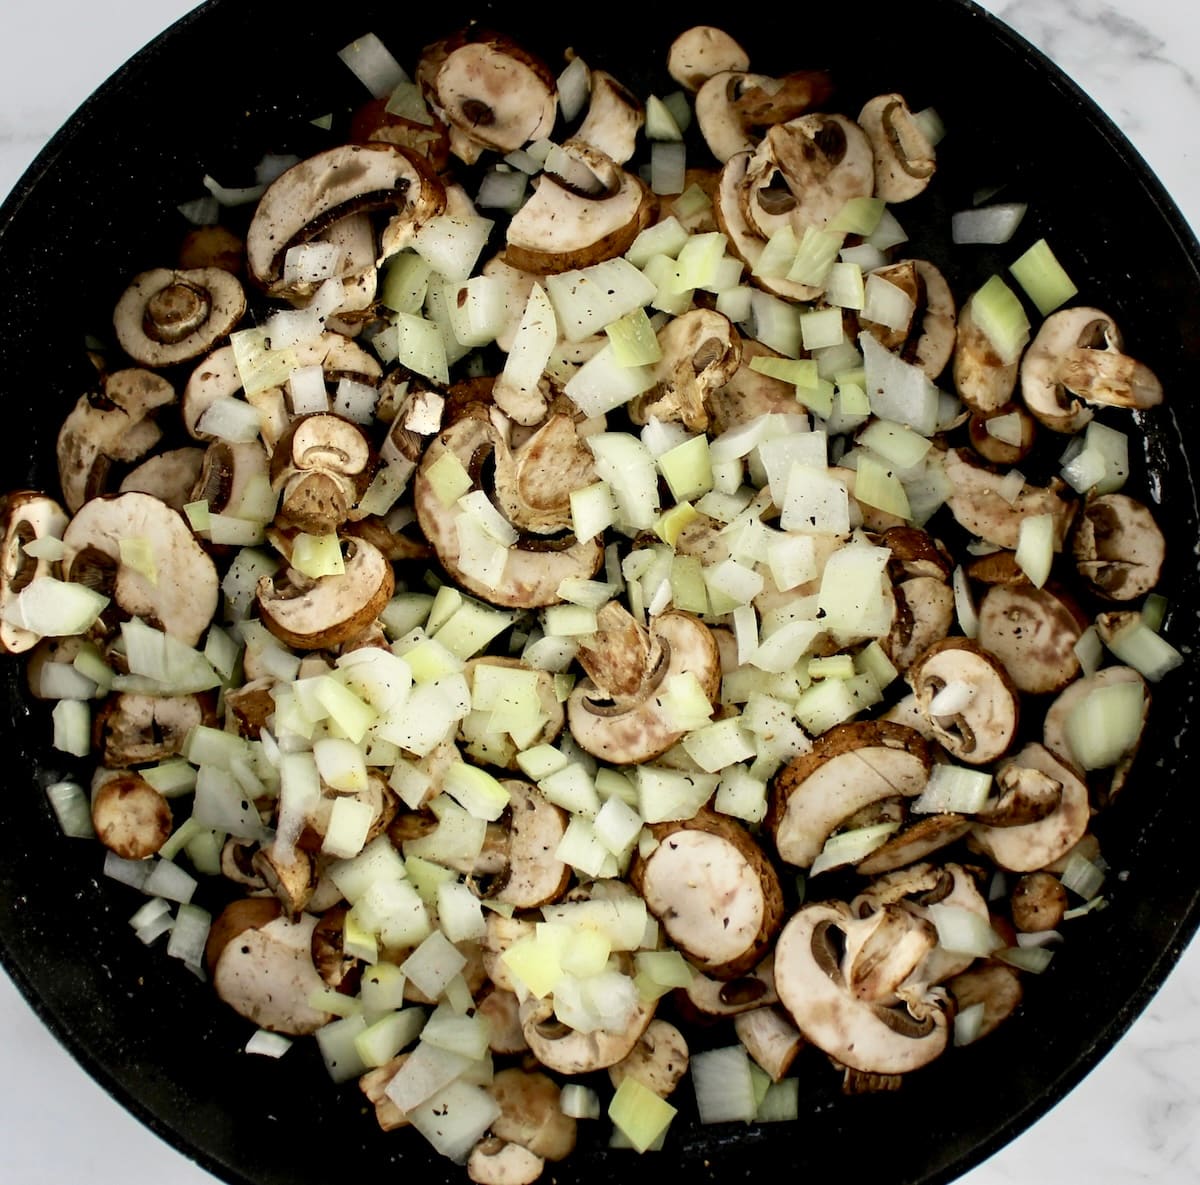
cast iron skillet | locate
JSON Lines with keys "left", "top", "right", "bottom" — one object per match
{"left": 1, "top": 1, "right": 1199, "bottom": 1182}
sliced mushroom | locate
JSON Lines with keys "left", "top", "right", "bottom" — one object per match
{"left": 1071, "top": 493, "right": 1166, "bottom": 602}
{"left": 707, "top": 338, "right": 803, "bottom": 432}
{"left": 210, "top": 908, "right": 333, "bottom": 1035}
{"left": 246, "top": 143, "right": 445, "bottom": 292}
{"left": 255, "top": 536, "right": 394, "bottom": 650}
{"left": 432, "top": 33, "right": 557, "bottom": 157}
{"left": 191, "top": 440, "right": 270, "bottom": 521}
{"left": 567, "top": 604, "right": 721, "bottom": 764}
{"left": 360, "top": 1056, "right": 412, "bottom": 1132}
{"left": 252, "top": 843, "right": 316, "bottom": 918}
{"left": 113, "top": 267, "right": 246, "bottom": 368}
{"left": 969, "top": 742, "right": 1091, "bottom": 872}
{"left": 976, "top": 583, "right": 1086, "bottom": 695}
{"left": 732, "top": 1006, "right": 804, "bottom": 1082}
{"left": 574, "top": 70, "right": 644, "bottom": 165}
{"left": 775, "top": 901, "right": 951, "bottom": 1075}
{"left": 119, "top": 447, "right": 207, "bottom": 511}
{"left": 178, "top": 224, "right": 244, "bottom": 274}
{"left": 61, "top": 491, "right": 219, "bottom": 645}
{"left": 90, "top": 770, "right": 173, "bottom": 860}
{"left": 677, "top": 955, "right": 779, "bottom": 1021}
{"left": 1010, "top": 871, "right": 1068, "bottom": 932}
{"left": 1021, "top": 306, "right": 1163, "bottom": 433}
{"left": 476, "top": 986, "right": 529, "bottom": 1055}
{"left": 695, "top": 70, "right": 834, "bottom": 163}
{"left": 57, "top": 368, "right": 176, "bottom": 514}
{"left": 768, "top": 720, "right": 934, "bottom": 868}
{"left": 270, "top": 413, "right": 376, "bottom": 534}
{"left": 858, "top": 94, "right": 936, "bottom": 203}
{"left": 491, "top": 413, "right": 597, "bottom": 536}
{"left": 489, "top": 779, "right": 571, "bottom": 908}
{"left": 629, "top": 309, "right": 742, "bottom": 432}
{"left": 967, "top": 405, "right": 1037, "bottom": 466}
{"left": 519, "top": 990, "right": 656, "bottom": 1076}
{"left": 942, "top": 446, "right": 1077, "bottom": 551}
{"left": 487, "top": 1067, "right": 576, "bottom": 1161}
{"left": 883, "top": 574, "right": 956, "bottom": 672}
{"left": 906, "top": 637, "right": 1021, "bottom": 766}
{"left": 631, "top": 808, "right": 783, "bottom": 979}
{"left": 221, "top": 836, "right": 269, "bottom": 891}
{"left": 93, "top": 692, "right": 210, "bottom": 767}
{"left": 953, "top": 299, "right": 1020, "bottom": 416}
{"left": 975, "top": 761, "right": 1064, "bottom": 827}
{"left": 414, "top": 409, "right": 604, "bottom": 608}
{"left": 504, "top": 141, "right": 655, "bottom": 274}
{"left": 946, "top": 964, "right": 1024, "bottom": 1042}
{"left": 0, "top": 491, "right": 69, "bottom": 654}
{"left": 667, "top": 27, "right": 750, "bottom": 92}
{"left": 607, "top": 1019, "right": 689, "bottom": 1097}
{"left": 861, "top": 260, "right": 957, "bottom": 379}
{"left": 467, "top": 1140, "right": 544, "bottom": 1185}
{"left": 855, "top": 814, "right": 972, "bottom": 877}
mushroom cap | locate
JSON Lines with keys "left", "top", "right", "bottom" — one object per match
{"left": 61, "top": 490, "right": 219, "bottom": 646}
{"left": 631, "top": 808, "right": 784, "bottom": 980}
{"left": 113, "top": 267, "right": 246, "bottom": 368}
{"left": 246, "top": 143, "right": 446, "bottom": 291}
{"left": 731, "top": 1006, "right": 804, "bottom": 1083}
{"left": 694, "top": 70, "right": 835, "bottom": 163}
{"left": 976, "top": 583, "right": 1086, "bottom": 695}
{"left": 491, "top": 413, "right": 597, "bottom": 536}
{"left": 270, "top": 413, "right": 376, "bottom": 534}
{"left": 667, "top": 27, "right": 751, "bottom": 92}
{"left": 946, "top": 963, "right": 1024, "bottom": 1042}
{"left": 774, "top": 900, "right": 951, "bottom": 1075}
{"left": 255, "top": 536, "right": 394, "bottom": 650}
{"left": 858, "top": 94, "right": 936, "bottom": 203}
{"left": 1071, "top": 493, "right": 1166, "bottom": 602}
{"left": 567, "top": 608, "right": 721, "bottom": 764}
{"left": 677, "top": 955, "right": 780, "bottom": 1021}
{"left": 90, "top": 770, "right": 173, "bottom": 860}
{"left": 768, "top": 720, "right": 934, "bottom": 868}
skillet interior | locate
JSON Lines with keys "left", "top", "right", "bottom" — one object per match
{"left": 1, "top": 1, "right": 1198, "bottom": 1183}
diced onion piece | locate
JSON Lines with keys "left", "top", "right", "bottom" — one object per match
{"left": 830, "top": 196, "right": 885, "bottom": 236}
{"left": 475, "top": 166, "right": 528, "bottom": 214}
{"left": 605, "top": 307, "right": 662, "bottom": 367}
{"left": 996, "top": 945, "right": 1055, "bottom": 974}
{"left": 825, "top": 261, "right": 865, "bottom": 310}
{"left": 865, "top": 208, "right": 908, "bottom": 251}
{"left": 810, "top": 820, "right": 899, "bottom": 876}
{"left": 1015, "top": 512, "right": 1055, "bottom": 588}
{"left": 928, "top": 903, "right": 1004, "bottom": 956}
{"left": 557, "top": 55, "right": 591, "bottom": 121}
{"left": 1064, "top": 678, "right": 1147, "bottom": 768}
{"left": 1010, "top": 237, "right": 1078, "bottom": 315}
{"left": 412, "top": 215, "right": 495, "bottom": 282}
{"left": 675, "top": 232, "right": 728, "bottom": 291}
{"left": 291, "top": 533, "right": 345, "bottom": 579}
{"left": 787, "top": 227, "right": 844, "bottom": 288}
{"left": 166, "top": 902, "right": 211, "bottom": 968}
{"left": 859, "top": 331, "right": 941, "bottom": 435}
{"left": 650, "top": 140, "right": 686, "bottom": 196}
{"left": 645, "top": 94, "right": 683, "bottom": 141}
{"left": 548, "top": 258, "right": 658, "bottom": 343}
{"left": 609, "top": 1076, "right": 678, "bottom": 1152}
{"left": 954, "top": 1002, "right": 987, "bottom": 1047}
{"left": 197, "top": 395, "right": 263, "bottom": 443}
{"left": 690, "top": 1046, "right": 757, "bottom": 1125}
{"left": 950, "top": 203, "right": 1027, "bottom": 245}
{"left": 853, "top": 454, "right": 911, "bottom": 519}
{"left": 799, "top": 307, "right": 846, "bottom": 351}
{"left": 861, "top": 274, "right": 915, "bottom": 331}
{"left": 626, "top": 217, "right": 691, "bottom": 269}
{"left": 45, "top": 780, "right": 95, "bottom": 839}
{"left": 564, "top": 344, "right": 656, "bottom": 418}
{"left": 561, "top": 1084, "right": 602, "bottom": 1120}
{"left": 338, "top": 32, "right": 409, "bottom": 98}
{"left": 952, "top": 565, "right": 979, "bottom": 639}
{"left": 913, "top": 763, "right": 992, "bottom": 814}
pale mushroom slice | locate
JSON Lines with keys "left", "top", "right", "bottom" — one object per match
{"left": 269, "top": 413, "right": 376, "bottom": 534}
{"left": 91, "top": 770, "right": 173, "bottom": 860}
{"left": 732, "top": 1006, "right": 804, "bottom": 1082}
{"left": 607, "top": 1019, "right": 689, "bottom": 1097}
{"left": 969, "top": 742, "right": 1091, "bottom": 872}
{"left": 119, "top": 447, "right": 206, "bottom": 512}
{"left": 0, "top": 491, "right": 69, "bottom": 654}
{"left": 954, "top": 298, "right": 1020, "bottom": 416}
{"left": 883, "top": 574, "right": 956, "bottom": 673}
{"left": 61, "top": 491, "right": 219, "bottom": 645}
{"left": 519, "top": 989, "right": 657, "bottom": 1076}
{"left": 976, "top": 583, "right": 1086, "bottom": 695}
{"left": 974, "top": 760, "right": 1064, "bottom": 828}
{"left": 707, "top": 338, "right": 803, "bottom": 432}
{"left": 946, "top": 963, "right": 1024, "bottom": 1042}
{"left": 255, "top": 537, "right": 394, "bottom": 650}
{"left": 1020, "top": 306, "right": 1163, "bottom": 433}
{"left": 667, "top": 27, "right": 750, "bottom": 92}
{"left": 854, "top": 814, "right": 972, "bottom": 877}
{"left": 677, "top": 955, "right": 779, "bottom": 1021}
{"left": 768, "top": 720, "right": 934, "bottom": 868}
{"left": 504, "top": 140, "right": 655, "bottom": 274}
{"left": 1071, "top": 493, "right": 1166, "bottom": 602}
{"left": 694, "top": 70, "right": 834, "bottom": 163}
{"left": 574, "top": 70, "right": 644, "bottom": 165}
{"left": 942, "top": 446, "right": 1077, "bottom": 551}
{"left": 740, "top": 113, "right": 876, "bottom": 244}
{"left": 413, "top": 409, "right": 605, "bottom": 608}
{"left": 566, "top": 604, "right": 721, "bottom": 765}
{"left": 432, "top": 33, "right": 557, "bottom": 157}
{"left": 775, "top": 900, "right": 951, "bottom": 1075}
{"left": 467, "top": 1141, "right": 544, "bottom": 1185}
{"left": 93, "top": 693, "right": 211, "bottom": 767}
{"left": 631, "top": 808, "right": 784, "bottom": 980}
{"left": 246, "top": 143, "right": 446, "bottom": 292}
{"left": 210, "top": 908, "right": 334, "bottom": 1036}
{"left": 491, "top": 412, "right": 597, "bottom": 536}
{"left": 489, "top": 779, "right": 571, "bottom": 908}
{"left": 113, "top": 267, "right": 246, "bottom": 368}
{"left": 906, "top": 637, "right": 1021, "bottom": 766}
{"left": 858, "top": 94, "right": 936, "bottom": 203}
{"left": 629, "top": 308, "right": 743, "bottom": 432}
{"left": 487, "top": 1067, "right": 577, "bottom": 1162}
{"left": 57, "top": 368, "right": 176, "bottom": 514}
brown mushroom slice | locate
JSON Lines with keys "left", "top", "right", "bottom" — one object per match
{"left": 205, "top": 897, "right": 282, "bottom": 975}
{"left": 57, "top": 368, "right": 176, "bottom": 514}
{"left": 567, "top": 607, "right": 721, "bottom": 765}
{"left": 1021, "top": 306, "right": 1163, "bottom": 433}
{"left": 976, "top": 583, "right": 1085, "bottom": 695}
{"left": 840, "top": 903, "right": 938, "bottom": 1005}
{"left": 768, "top": 721, "right": 934, "bottom": 869}
{"left": 607, "top": 1019, "right": 689, "bottom": 1097}
{"left": 942, "top": 447, "right": 1076, "bottom": 551}
{"left": 907, "top": 637, "right": 1021, "bottom": 766}
{"left": 1071, "top": 493, "right": 1166, "bottom": 602}
{"left": 858, "top": 94, "right": 936, "bottom": 203}
{"left": 252, "top": 843, "right": 316, "bottom": 918}
{"left": 487, "top": 1067, "right": 576, "bottom": 1162}
{"left": 113, "top": 267, "right": 246, "bottom": 368}
{"left": 1010, "top": 871, "right": 1069, "bottom": 932}
{"left": 519, "top": 991, "right": 657, "bottom": 1076}
{"left": 968, "top": 405, "right": 1037, "bottom": 466}
{"left": 476, "top": 986, "right": 529, "bottom": 1055}
{"left": 740, "top": 114, "right": 876, "bottom": 243}
{"left": 695, "top": 70, "right": 835, "bottom": 163}
{"left": 706, "top": 338, "right": 803, "bottom": 432}
{"left": 631, "top": 809, "right": 783, "bottom": 980}
{"left": 775, "top": 901, "right": 951, "bottom": 1075}
{"left": 61, "top": 491, "right": 219, "bottom": 645}
{"left": 946, "top": 964, "right": 1024, "bottom": 1042}
{"left": 91, "top": 770, "right": 173, "bottom": 860}
{"left": 970, "top": 742, "right": 1090, "bottom": 872}
{"left": 246, "top": 143, "right": 445, "bottom": 292}
{"left": 414, "top": 412, "right": 604, "bottom": 609}
{"left": 678, "top": 955, "right": 779, "bottom": 1021}
{"left": 855, "top": 815, "right": 972, "bottom": 877}
{"left": 629, "top": 309, "right": 742, "bottom": 432}
{"left": 256, "top": 537, "right": 394, "bottom": 650}
{"left": 432, "top": 34, "right": 557, "bottom": 156}
{"left": 179, "top": 224, "right": 244, "bottom": 274}
{"left": 883, "top": 575, "right": 956, "bottom": 673}
{"left": 270, "top": 413, "right": 376, "bottom": 534}
{"left": 574, "top": 70, "right": 644, "bottom": 165}
{"left": 119, "top": 447, "right": 207, "bottom": 511}
{"left": 974, "top": 762, "right": 1064, "bottom": 828}
{"left": 94, "top": 692, "right": 210, "bottom": 767}
{"left": 953, "top": 299, "right": 1020, "bottom": 417}
{"left": 0, "top": 491, "right": 70, "bottom": 654}
{"left": 191, "top": 440, "right": 270, "bottom": 520}
{"left": 492, "top": 779, "right": 571, "bottom": 908}
{"left": 667, "top": 27, "right": 750, "bottom": 92}
{"left": 211, "top": 910, "right": 334, "bottom": 1035}
{"left": 733, "top": 1006, "right": 804, "bottom": 1082}
{"left": 491, "top": 413, "right": 597, "bottom": 536}
{"left": 504, "top": 142, "right": 655, "bottom": 274}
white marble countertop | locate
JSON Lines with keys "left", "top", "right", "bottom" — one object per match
{"left": 2, "top": 1, "right": 1199, "bottom": 1183}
